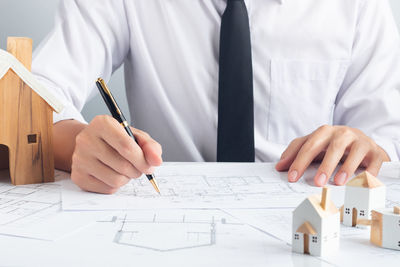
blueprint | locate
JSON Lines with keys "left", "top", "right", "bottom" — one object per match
{"left": 0, "top": 170, "right": 105, "bottom": 240}
{"left": 97, "top": 209, "right": 248, "bottom": 252}
{"left": 61, "top": 163, "right": 346, "bottom": 210}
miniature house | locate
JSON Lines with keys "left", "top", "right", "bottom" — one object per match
{"left": 292, "top": 187, "right": 340, "bottom": 257}
{"left": 342, "top": 171, "right": 385, "bottom": 227}
{"left": 0, "top": 37, "right": 63, "bottom": 185}
{"left": 370, "top": 206, "right": 400, "bottom": 250}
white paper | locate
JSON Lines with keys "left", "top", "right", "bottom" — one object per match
{"left": 61, "top": 163, "right": 347, "bottom": 210}
{"left": 0, "top": 170, "right": 106, "bottom": 241}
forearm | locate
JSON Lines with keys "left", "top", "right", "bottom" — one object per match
{"left": 53, "top": 120, "right": 87, "bottom": 172}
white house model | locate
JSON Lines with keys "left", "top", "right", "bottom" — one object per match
{"left": 292, "top": 187, "right": 340, "bottom": 257}
{"left": 342, "top": 171, "right": 385, "bottom": 227}
{"left": 370, "top": 206, "right": 400, "bottom": 250}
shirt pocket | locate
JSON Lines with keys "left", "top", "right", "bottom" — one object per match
{"left": 267, "top": 59, "right": 349, "bottom": 144}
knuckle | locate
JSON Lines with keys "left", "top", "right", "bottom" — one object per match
{"left": 95, "top": 115, "right": 110, "bottom": 124}
{"left": 330, "top": 139, "right": 345, "bottom": 151}
{"left": 289, "top": 138, "right": 301, "bottom": 146}
{"left": 318, "top": 124, "right": 332, "bottom": 133}
{"left": 92, "top": 115, "right": 104, "bottom": 125}
{"left": 302, "top": 141, "right": 317, "bottom": 152}
{"left": 336, "top": 127, "right": 354, "bottom": 139}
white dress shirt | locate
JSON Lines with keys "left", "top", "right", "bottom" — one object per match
{"left": 32, "top": 0, "right": 400, "bottom": 162}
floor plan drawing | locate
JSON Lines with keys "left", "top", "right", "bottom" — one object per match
{"left": 61, "top": 163, "right": 340, "bottom": 211}
{"left": 0, "top": 171, "right": 104, "bottom": 240}
{"left": 0, "top": 182, "right": 60, "bottom": 226}
{"left": 96, "top": 210, "right": 249, "bottom": 252}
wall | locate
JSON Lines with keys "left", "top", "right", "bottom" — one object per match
{"left": 1, "top": 0, "right": 399, "bottom": 123}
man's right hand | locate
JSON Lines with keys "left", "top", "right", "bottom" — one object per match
{"left": 53, "top": 116, "right": 163, "bottom": 194}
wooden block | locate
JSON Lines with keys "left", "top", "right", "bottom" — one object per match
{"left": 394, "top": 206, "right": 400, "bottom": 215}
{"left": 357, "top": 219, "right": 372, "bottom": 226}
{"left": 370, "top": 211, "right": 383, "bottom": 246}
{"left": 321, "top": 187, "right": 329, "bottom": 210}
{"left": 340, "top": 205, "right": 344, "bottom": 222}
{"left": 7, "top": 37, "right": 32, "bottom": 70}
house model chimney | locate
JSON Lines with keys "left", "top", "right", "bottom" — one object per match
{"left": 394, "top": 206, "right": 400, "bottom": 215}
{"left": 321, "top": 187, "right": 330, "bottom": 210}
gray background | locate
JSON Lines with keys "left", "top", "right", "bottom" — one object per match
{"left": 1, "top": 0, "right": 399, "bottom": 123}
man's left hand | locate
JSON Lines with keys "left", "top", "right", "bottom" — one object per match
{"left": 275, "top": 125, "right": 390, "bottom": 186}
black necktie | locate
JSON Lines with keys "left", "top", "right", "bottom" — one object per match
{"left": 217, "top": 0, "right": 255, "bottom": 162}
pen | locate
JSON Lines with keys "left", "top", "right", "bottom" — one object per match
{"left": 96, "top": 78, "right": 161, "bottom": 194}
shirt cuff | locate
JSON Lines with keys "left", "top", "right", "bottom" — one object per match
{"left": 53, "top": 104, "right": 87, "bottom": 124}
{"left": 373, "top": 136, "right": 399, "bottom": 162}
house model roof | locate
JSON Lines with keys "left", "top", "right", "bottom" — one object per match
{"left": 0, "top": 49, "right": 64, "bottom": 113}
{"left": 306, "top": 194, "right": 339, "bottom": 218}
{"left": 295, "top": 187, "right": 339, "bottom": 219}
{"left": 346, "top": 171, "right": 384, "bottom": 188}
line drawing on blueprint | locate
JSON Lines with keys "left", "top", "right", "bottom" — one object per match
{"left": 61, "top": 171, "right": 335, "bottom": 210}
{"left": 115, "top": 174, "right": 315, "bottom": 205}
{"left": 98, "top": 211, "right": 245, "bottom": 252}
{"left": 0, "top": 183, "right": 60, "bottom": 226}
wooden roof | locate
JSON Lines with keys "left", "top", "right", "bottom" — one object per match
{"left": 296, "top": 221, "right": 317, "bottom": 235}
{"left": 0, "top": 49, "right": 64, "bottom": 113}
{"left": 346, "top": 171, "right": 384, "bottom": 188}
{"left": 308, "top": 194, "right": 339, "bottom": 218}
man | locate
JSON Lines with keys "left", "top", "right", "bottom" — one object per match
{"left": 32, "top": 0, "right": 400, "bottom": 194}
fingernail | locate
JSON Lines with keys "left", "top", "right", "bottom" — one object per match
{"left": 288, "top": 170, "right": 298, "bottom": 182}
{"left": 336, "top": 171, "right": 347, "bottom": 185}
{"left": 317, "top": 173, "right": 327, "bottom": 186}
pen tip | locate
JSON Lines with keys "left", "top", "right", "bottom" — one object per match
{"left": 149, "top": 178, "right": 161, "bottom": 195}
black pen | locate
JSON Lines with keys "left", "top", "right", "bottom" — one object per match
{"left": 96, "top": 78, "right": 161, "bottom": 194}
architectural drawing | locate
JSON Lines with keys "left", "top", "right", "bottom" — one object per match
{"left": 61, "top": 172, "right": 335, "bottom": 211}
{"left": 0, "top": 183, "right": 60, "bottom": 226}
{"left": 97, "top": 210, "right": 246, "bottom": 252}
{"left": 0, "top": 170, "right": 102, "bottom": 240}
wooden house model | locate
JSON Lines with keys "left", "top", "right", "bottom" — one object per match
{"left": 370, "top": 206, "right": 400, "bottom": 250}
{"left": 342, "top": 171, "right": 386, "bottom": 227}
{"left": 292, "top": 187, "right": 340, "bottom": 257}
{"left": 0, "top": 37, "right": 63, "bottom": 185}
